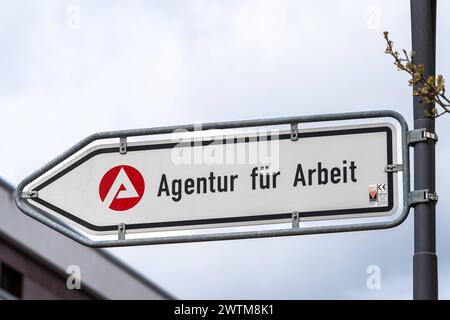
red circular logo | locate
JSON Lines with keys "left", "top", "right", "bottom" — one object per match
{"left": 99, "top": 165, "right": 145, "bottom": 211}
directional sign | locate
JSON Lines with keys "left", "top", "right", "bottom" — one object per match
{"left": 19, "top": 122, "right": 398, "bottom": 236}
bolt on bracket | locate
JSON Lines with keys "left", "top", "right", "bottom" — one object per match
{"left": 119, "top": 137, "right": 127, "bottom": 155}
{"left": 21, "top": 191, "right": 38, "bottom": 199}
{"left": 408, "top": 189, "right": 438, "bottom": 206}
{"left": 290, "top": 123, "right": 299, "bottom": 141}
{"left": 292, "top": 211, "right": 300, "bottom": 229}
{"left": 118, "top": 223, "right": 126, "bottom": 240}
{"left": 407, "top": 128, "right": 438, "bottom": 146}
{"left": 385, "top": 164, "right": 404, "bottom": 173}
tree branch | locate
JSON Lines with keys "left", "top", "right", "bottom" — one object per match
{"left": 383, "top": 31, "right": 449, "bottom": 118}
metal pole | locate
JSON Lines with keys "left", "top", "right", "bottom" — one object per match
{"left": 411, "top": 0, "right": 438, "bottom": 300}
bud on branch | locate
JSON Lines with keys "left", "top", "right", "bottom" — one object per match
{"left": 383, "top": 31, "right": 450, "bottom": 118}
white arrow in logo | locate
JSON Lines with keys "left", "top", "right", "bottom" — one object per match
{"left": 102, "top": 168, "right": 139, "bottom": 208}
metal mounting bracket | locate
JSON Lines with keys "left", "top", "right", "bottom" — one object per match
{"left": 292, "top": 211, "right": 300, "bottom": 229}
{"left": 118, "top": 223, "right": 126, "bottom": 240}
{"left": 119, "top": 137, "right": 127, "bottom": 154}
{"left": 290, "top": 123, "right": 299, "bottom": 141}
{"left": 21, "top": 191, "right": 38, "bottom": 199}
{"left": 407, "top": 128, "right": 438, "bottom": 146}
{"left": 385, "top": 164, "right": 404, "bottom": 173}
{"left": 409, "top": 189, "right": 438, "bottom": 206}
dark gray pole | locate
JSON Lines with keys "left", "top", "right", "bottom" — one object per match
{"left": 411, "top": 0, "right": 438, "bottom": 300}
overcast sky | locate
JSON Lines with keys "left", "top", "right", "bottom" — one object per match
{"left": 1, "top": 0, "right": 450, "bottom": 299}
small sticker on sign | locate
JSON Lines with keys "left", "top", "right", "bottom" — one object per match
{"left": 369, "top": 184, "right": 388, "bottom": 207}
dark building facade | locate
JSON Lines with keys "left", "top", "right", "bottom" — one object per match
{"left": 0, "top": 177, "right": 172, "bottom": 300}
{"left": 0, "top": 233, "right": 98, "bottom": 299}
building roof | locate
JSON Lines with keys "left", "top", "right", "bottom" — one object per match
{"left": 0, "top": 177, "right": 173, "bottom": 299}
{"left": 0, "top": 176, "right": 14, "bottom": 193}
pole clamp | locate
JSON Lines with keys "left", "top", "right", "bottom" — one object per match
{"left": 290, "top": 123, "right": 299, "bottom": 141}
{"left": 407, "top": 128, "right": 438, "bottom": 146}
{"left": 119, "top": 137, "right": 127, "bottom": 154}
{"left": 385, "top": 164, "right": 404, "bottom": 173}
{"left": 408, "top": 189, "right": 438, "bottom": 206}
{"left": 21, "top": 191, "right": 38, "bottom": 199}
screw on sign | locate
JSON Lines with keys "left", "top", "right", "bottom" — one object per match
{"left": 98, "top": 165, "right": 145, "bottom": 211}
